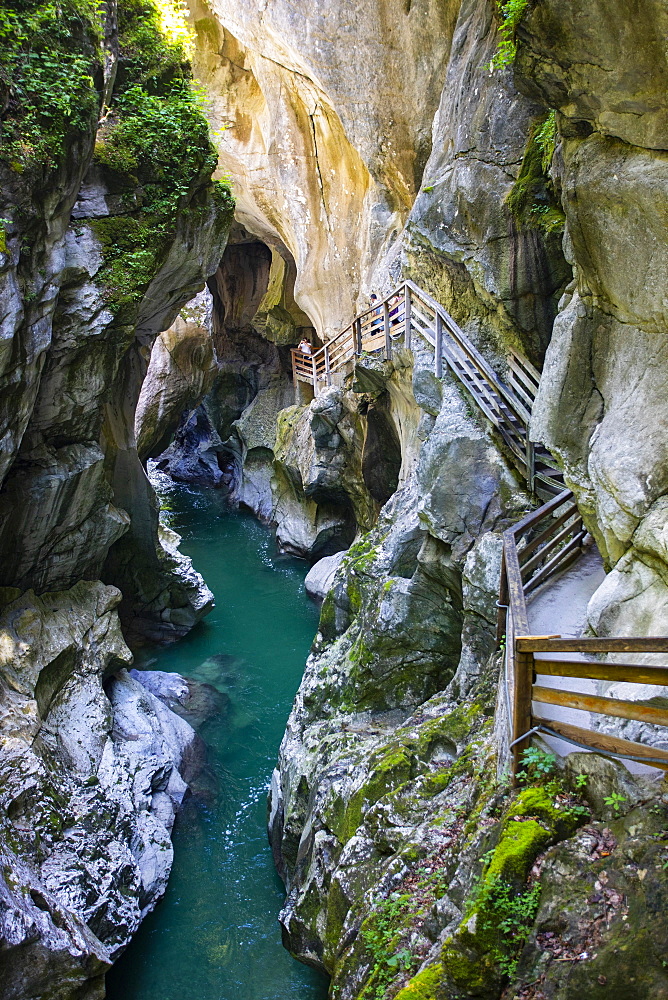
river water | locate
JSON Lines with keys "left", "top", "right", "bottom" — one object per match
{"left": 106, "top": 473, "right": 329, "bottom": 1000}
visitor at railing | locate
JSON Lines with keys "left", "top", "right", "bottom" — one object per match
{"left": 298, "top": 336, "right": 312, "bottom": 356}
{"left": 389, "top": 292, "right": 404, "bottom": 335}
{"left": 369, "top": 293, "right": 383, "bottom": 335}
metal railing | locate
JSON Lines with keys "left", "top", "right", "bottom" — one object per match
{"left": 499, "top": 489, "right": 668, "bottom": 780}
{"left": 291, "top": 280, "right": 561, "bottom": 494}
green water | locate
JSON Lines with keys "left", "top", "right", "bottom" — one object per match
{"left": 106, "top": 474, "right": 329, "bottom": 1000}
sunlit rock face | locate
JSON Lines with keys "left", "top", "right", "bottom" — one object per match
{"left": 188, "top": 0, "right": 460, "bottom": 337}
{"left": 402, "top": 0, "right": 570, "bottom": 366}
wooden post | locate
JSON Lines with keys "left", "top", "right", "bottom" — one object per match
{"left": 354, "top": 317, "right": 362, "bottom": 355}
{"left": 435, "top": 313, "right": 443, "bottom": 378}
{"left": 497, "top": 548, "right": 508, "bottom": 645}
{"left": 311, "top": 355, "right": 318, "bottom": 396}
{"left": 512, "top": 642, "right": 535, "bottom": 783}
{"left": 324, "top": 344, "right": 331, "bottom": 386}
{"left": 526, "top": 437, "right": 535, "bottom": 493}
{"left": 404, "top": 284, "right": 411, "bottom": 350}
{"left": 383, "top": 300, "right": 391, "bottom": 360}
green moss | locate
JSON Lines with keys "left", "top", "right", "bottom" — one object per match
{"left": 327, "top": 786, "right": 365, "bottom": 846}
{"left": 394, "top": 964, "right": 444, "bottom": 1000}
{"left": 0, "top": 0, "right": 101, "bottom": 171}
{"left": 486, "top": 819, "right": 550, "bottom": 884}
{"left": 318, "top": 591, "right": 337, "bottom": 641}
{"left": 274, "top": 404, "right": 307, "bottom": 459}
{"left": 512, "top": 785, "right": 586, "bottom": 839}
{"left": 506, "top": 112, "right": 565, "bottom": 235}
{"left": 88, "top": 215, "right": 168, "bottom": 311}
{"left": 358, "top": 892, "right": 417, "bottom": 1000}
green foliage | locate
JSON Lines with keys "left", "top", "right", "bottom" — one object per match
{"left": 604, "top": 792, "right": 627, "bottom": 815}
{"left": 516, "top": 746, "right": 557, "bottom": 783}
{"left": 490, "top": 0, "right": 530, "bottom": 70}
{"left": 95, "top": 83, "right": 216, "bottom": 215}
{"left": 0, "top": 0, "right": 101, "bottom": 171}
{"left": 360, "top": 892, "right": 418, "bottom": 999}
{"left": 534, "top": 109, "right": 557, "bottom": 172}
{"left": 89, "top": 0, "right": 233, "bottom": 311}
{"left": 88, "top": 215, "right": 169, "bottom": 309}
{"left": 472, "top": 875, "right": 541, "bottom": 977}
{"left": 506, "top": 112, "right": 565, "bottom": 235}
{"left": 114, "top": 0, "right": 192, "bottom": 94}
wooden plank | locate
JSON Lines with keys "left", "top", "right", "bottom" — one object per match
{"left": 497, "top": 549, "right": 508, "bottom": 645}
{"left": 534, "top": 659, "right": 668, "bottom": 686}
{"left": 509, "top": 347, "right": 541, "bottom": 386}
{"left": 520, "top": 516, "right": 584, "bottom": 579}
{"left": 532, "top": 715, "right": 668, "bottom": 770}
{"left": 533, "top": 685, "right": 668, "bottom": 726}
{"left": 522, "top": 531, "right": 587, "bottom": 594}
{"left": 506, "top": 489, "right": 573, "bottom": 541}
{"left": 508, "top": 376, "right": 537, "bottom": 415}
{"left": 504, "top": 536, "right": 530, "bottom": 635}
{"left": 518, "top": 502, "right": 580, "bottom": 560}
{"left": 512, "top": 646, "right": 535, "bottom": 781}
{"left": 435, "top": 312, "right": 443, "bottom": 378}
{"left": 404, "top": 285, "right": 412, "bottom": 349}
{"left": 517, "top": 636, "right": 668, "bottom": 653}
{"left": 507, "top": 353, "right": 540, "bottom": 395}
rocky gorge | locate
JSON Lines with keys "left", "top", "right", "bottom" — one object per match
{"left": 1, "top": 0, "right": 668, "bottom": 999}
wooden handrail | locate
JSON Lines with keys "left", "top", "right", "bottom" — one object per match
{"left": 294, "top": 279, "right": 668, "bottom": 782}
{"left": 500, "top": 486, "right": 668, "bottom": 780}
{"left": 290, "top": 278, "right": 564, "bottom": 495}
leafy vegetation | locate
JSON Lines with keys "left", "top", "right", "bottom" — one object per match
{"left": 604, "top": 791, "right": 627, "bottom": 816}
{"left": 516, "top": 745, "right": 557, "bottom": 783}
{"left": 360, "top": 893, "right": 418, "bottom": 999}
{"left": 0, "top": 0, "right": 101, "bottom": 171}
{"left": 506, "top": 111, "right": 565, "bottom": 235}
{"left": 469, "top": 874, "right": 541, "bottom": 978}
{"left": 91, "top": 0, "right": 233, "bottom": 311}
{"left": 490, "top": 0, "right": 530, "bottom": 69}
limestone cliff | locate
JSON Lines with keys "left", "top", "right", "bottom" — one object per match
{"left": 0, "top": 0, "right": 234, "bottom": 643}
{"left": 0, "top": 0, "right": 233, "bottom": 993}
{"left": 0, "top": 583, "right": 203, "bottom": 999}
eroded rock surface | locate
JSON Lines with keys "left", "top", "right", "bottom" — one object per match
{"left": 0, "top": 583, "right": 201, "bottom": 999}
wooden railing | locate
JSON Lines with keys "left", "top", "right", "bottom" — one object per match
{"left": 499, "top": 489, "right": 668, "bottom": 779}
{"left": 291, "top": 281, "right": 562, "bottom": 495}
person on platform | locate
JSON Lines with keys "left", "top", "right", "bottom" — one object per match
{"left": 298, "top": 336, "right": 312, "bottom": 356}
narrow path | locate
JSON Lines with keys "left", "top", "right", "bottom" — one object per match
{"left": 106, "top": 471, "right": 329, "bottom": 1000}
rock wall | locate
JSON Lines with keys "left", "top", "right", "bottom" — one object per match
{"left": 521, "top": 0, "right": 668, "bottom": 640}
{"left": 0, "top": 0, "right": 234, "bottom": 643}
{"left": 0, "top": 582, "right": 203, "bottom": 999}
{"left": 268, "top": 351, "right": 668, "bottom": 1000}
{"left": 0, "top": 1, "right": 233, "bottom": 992}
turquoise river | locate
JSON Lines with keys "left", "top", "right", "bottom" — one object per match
{"left": 106, "top": 473, "right": 329, "bottom": 1000}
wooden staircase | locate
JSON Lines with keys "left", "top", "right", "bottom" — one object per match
{"left": 291, "top": 279, "right": 562, "bottom": 496}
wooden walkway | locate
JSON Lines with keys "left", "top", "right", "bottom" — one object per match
{"left": 499, "top": 491, "right": 668, "bottom": 780}
{"left": 291, "top": 280, "right": 562, "bottom": 496}
{"left": 292, "top": 280, "right": 668, "bottom": 778}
